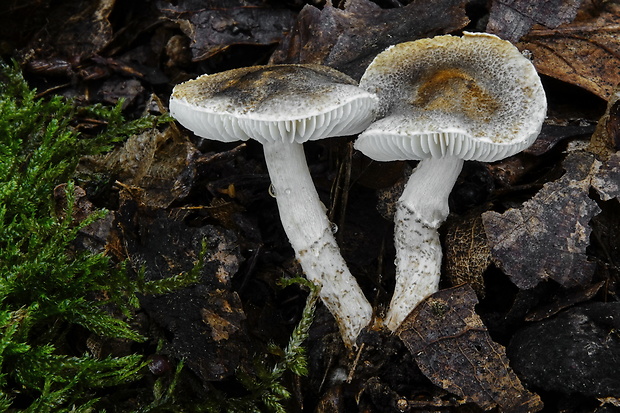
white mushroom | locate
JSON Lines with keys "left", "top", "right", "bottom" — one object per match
{"left": 170, "top": 64, "right": 378, "bottom": 347}
{"left": 354, "top": 32, "right": 547, "bottom": 331}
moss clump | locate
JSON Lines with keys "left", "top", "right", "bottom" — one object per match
{"left": 0, "top": 62, "right": 173, "bottom": 411}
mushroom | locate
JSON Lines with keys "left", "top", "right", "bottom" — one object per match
{"left": 169, "top": 64, "right": 377, "bottom": 347}
{"left": 354, "top": 32, "right": 547, "bottom": 331}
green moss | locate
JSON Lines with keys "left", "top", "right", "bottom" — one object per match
{"left": 0, "top": 62, "right": 176, "bottom": 411}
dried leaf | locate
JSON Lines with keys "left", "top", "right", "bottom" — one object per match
{"left": 398, "top": 285, "right": 543, "bottom": 413}
{"left": 482, "top": 152, "right": 602, "bottom": 290}
{"left": 443, "top": 213, "right": 491, "bottom": 297}
{"left": 527, "top": 121, "right": 597, "bottom": 157}
{"left": 157, "top": 0, "right": 296, "bottom": 61}
{"left": 487, "top": 0, "right": 582, "bottom": 42}
{"left": 518, "top": 0, "right": 620, "bottom": 100}
{"left": 270, "top": 0, "right": 469, "bottom": 80}
{"left": 590, "top": 87, "right": 620, "bottom": 159}
{"left": 78, "top": 128, "right": 198, "bottom": 209}
{"left": 96, "top": 78, "right": 145, "bottom": 108}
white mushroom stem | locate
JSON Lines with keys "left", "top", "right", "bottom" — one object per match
{"left": 385, "top": 155, "right": 464, "bottom": 331}
{"left": 262, "top": 140, "right": 373, "bottom": 347}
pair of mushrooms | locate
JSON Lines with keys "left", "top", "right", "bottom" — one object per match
{"left": 169, "top": 32, "right": 547, "bottom": 347}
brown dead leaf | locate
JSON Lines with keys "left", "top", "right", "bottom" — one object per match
{"left": 588, "top": 84, "right": 620, "bottom": 199}
{"left": 443, "top": 213, "right": 491, "bottom": 297}
{"left": 482, "top": 152, "right": 602, "bottom": 290}
{"left": 482, "top": 88, "right": 620, "bottom": 290}
{"left": 398, "top": 285, "right": 543, "bottom": 413}
{"left": 486, "top": 0, "right": 582, "bottom": 42}
{"left": 78, "top": 127, "right": 198, "bottom": 209}
{"left": 518, "top": 0, "right": 620, "bottom": 100}
{"left": 590, "top": 87, "right": 620, "bottom": 158}
{"left": 270, "top": 0, "right": 469, "bottom": 80}
{"left": 525, "top": 122, "right": 597, "bottom": 157}
{"left": 157, "top": 0, "right": 296, "bottom": 61}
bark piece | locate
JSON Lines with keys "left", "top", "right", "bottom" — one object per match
{"left": 270, "top": 0, "right": 469, "bottom": 80}
{"left": 482, "top": 152, "right": 602, "bottom": 290}
{"left": 487, "top": 0, "right": 582, "bottom": 42}
{"left": 157, "top": 0, "right": 296, "bottom": 61}
{"left": 518, "top": 0, "right": 620, "bottom": 100}
{"left": 398, "top": 285, "right": 543, "bottom": 413}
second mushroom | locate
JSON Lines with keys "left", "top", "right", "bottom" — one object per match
{"left": 355, "top": 33, "right": 547, "bottom": 331}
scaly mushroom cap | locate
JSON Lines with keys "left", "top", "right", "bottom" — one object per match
{"left": 355, "top": 32, "right": 546, "bottom": 162}
{"left": 170, "top": 64, "right": 378, "bottom": 144}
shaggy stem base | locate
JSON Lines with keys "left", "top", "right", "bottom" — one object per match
{"left": 385, "top": 156, "right": 464, "bottom": 331}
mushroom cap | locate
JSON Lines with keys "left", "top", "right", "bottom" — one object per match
{"left": 355, "top": 32, "right": 547, "bottom": 163}
{"left": 170, "top": 64, "right": 378, "bottom": 145}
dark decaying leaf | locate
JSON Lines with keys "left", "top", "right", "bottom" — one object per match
{"left": 592, "top": 152, "right": 620, "bottom": 201}
{"left": 509, "top": 303, "right": 620, "bottom": 396}
{"left": 486, "top": 0, "right": 582, "bottom": 42}
{"left": 157, "top": 0, "right": 296, "bottom": 61}
{"left": 484, "top": 141, "right": 620, "bottom": 292}
{"left": 588, "top": 85, "right": 620, "bottom": 199}
{"left": 398, "top": 285, "right": 543, "bottom": 413}
{"left": 518, "top": 0, "right": 620, "bottom": 100}
{"left": 482, "top": 152, "right": 601, "bottom": 290}
{"left": 116, "top": 194, "right": 249, "bottom": 382}
{"left": 96, "top": 78, "right": 145, "bottom": 108}
{"left": 270, "top": 0, "right": 469, "bottom": 80}
{"left": 22, "top": 0, "right": 115, "bottom": 61}
{"left": 526, "top": 121, "right": 597, "bottom": 157}
{"left": 524, "top": 281, "right": 604, "bottom": 322}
